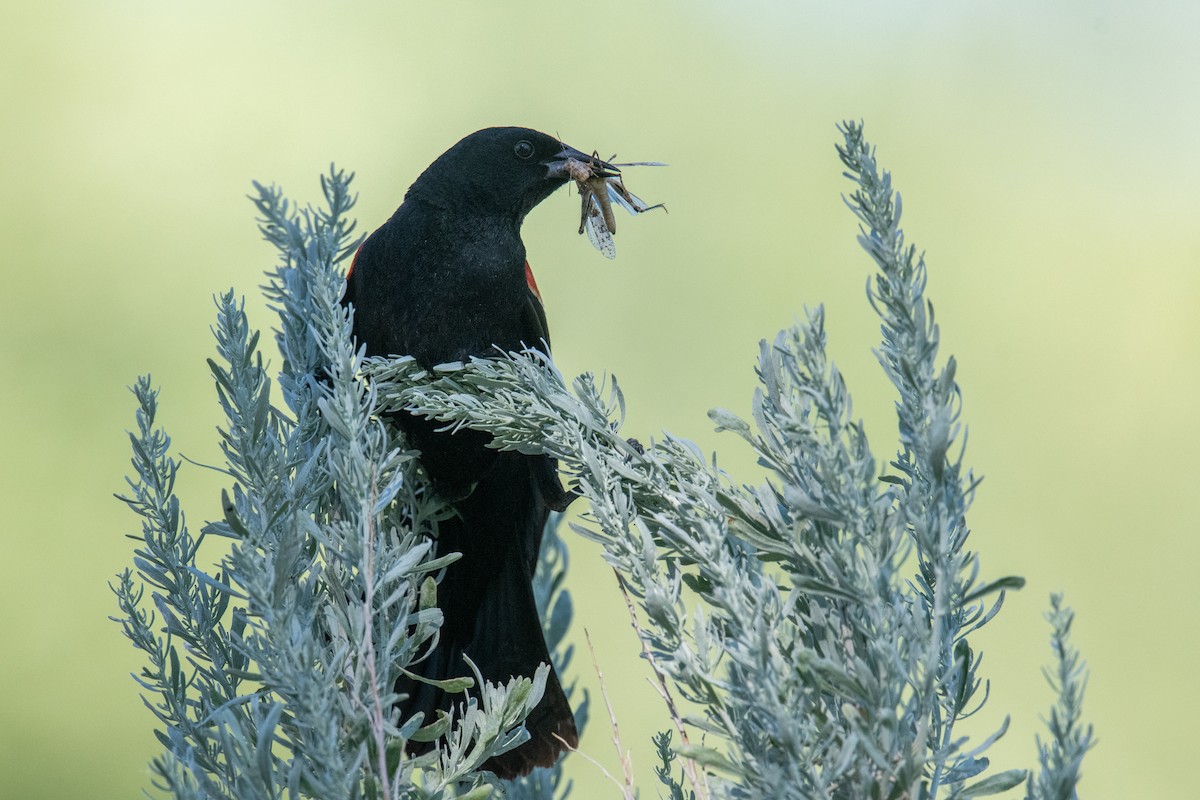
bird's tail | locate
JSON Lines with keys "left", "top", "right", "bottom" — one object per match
{"left": 467, "top": 539, "right": 578, "bottom": 778}
{"left": 396, "top": 496, "right": 577, "bottom": 779}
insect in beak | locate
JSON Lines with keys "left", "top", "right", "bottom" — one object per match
{"left": 544, "top": 146, "right": 620, "bottom": 180}
{"left": 569, "top": 152, "right": 666, "bottom": 260}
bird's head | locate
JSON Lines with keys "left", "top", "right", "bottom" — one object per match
{"left": 406, "top": 126, "right": 617, "bottom": 221}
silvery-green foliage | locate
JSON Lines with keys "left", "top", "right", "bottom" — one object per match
{"left": 652, "top": 731, "right": 695, "bottom": 800}
{"left": 114, "top": 167, "right": 559, "bottom": 799}
{"left": 367, "top": 123, "right": 1090, "bottom": 799}
{"left": 1026, "top": 595, "right": 1094, "bottom": 800}
{"left": 115, "top": 123, "right": 1091, "bottom": 800}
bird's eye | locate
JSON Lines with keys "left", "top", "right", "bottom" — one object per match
{"left": 513, "top": 140, "right": 535, "bottom": 160}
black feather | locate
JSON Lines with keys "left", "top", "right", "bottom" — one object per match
{"left": 343, "top": 127, "right": 581, "bottom": 778}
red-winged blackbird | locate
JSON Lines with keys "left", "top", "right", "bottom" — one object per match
{"left": 342, "top": 127, "right": 617, "bottom": 778}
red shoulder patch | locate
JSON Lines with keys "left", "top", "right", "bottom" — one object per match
{"left": 524, "top": 259, "right": 543, "bottom": 303}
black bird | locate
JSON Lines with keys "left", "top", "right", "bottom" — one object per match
{"left": 342, "top": 127, "right": 616, "bottom": 778}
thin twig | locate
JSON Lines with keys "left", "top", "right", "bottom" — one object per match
{"left": 553, "top": 732, "right": 633, "bottom": 799}
{"left": 360, "top": 483, "right": 394, "bottom": 800}
{"left": 585, "top": 628, "right": 636, "bottom": 800}
{"left": 615, "top": 571, "right": 711, "bottom": 800}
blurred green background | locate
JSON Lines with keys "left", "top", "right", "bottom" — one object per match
{"left": 3, "top": 1, "right": 1196, "bottom": 797}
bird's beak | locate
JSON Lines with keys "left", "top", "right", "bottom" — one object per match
{"left": 543, "top": 146, "right": 620, "bottom": 180}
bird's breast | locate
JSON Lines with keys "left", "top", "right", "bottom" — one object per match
{"left": 389, "top": 222, "right": 535, "bottom": 362}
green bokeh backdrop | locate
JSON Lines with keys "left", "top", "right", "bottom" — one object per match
{"left": 3, "top": 2, "right": 1196, "bottom": 797}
